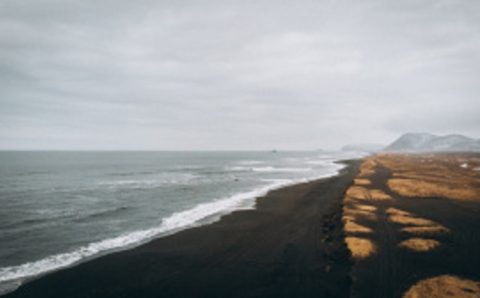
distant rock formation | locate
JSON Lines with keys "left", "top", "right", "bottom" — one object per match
{"left": 384, "top": 133, "right": 480, "bottom": 152}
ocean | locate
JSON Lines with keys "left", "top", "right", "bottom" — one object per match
{"left": 0, "top": 150, "right": 364, "bottom": 294}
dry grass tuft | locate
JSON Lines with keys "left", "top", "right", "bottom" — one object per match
{"left": 358, "top": 158, "right": 377, "bottom": 178}
{"left": 389, "top": 215, "right": 437, "bottom": 226}
{"left": 376, "top": 154, "right": 480, "bottom": 201}
{"left": 345, "top": 237, "right": 377, "bottom": 259}
{"left": 346, "top": 186, "right": 392, "bottom": 201}
{"left": 401, "top": 226, "right": 450, "bottom": 235}
{"left": 386, "top": 207, "right": 413, "bottom": 217}
{"left": 354, "top": 178, "right": 371, "bottom": 186}
{"left": 354, "top": 204, "right": 377, "bottom": 212}
{"left": 386, "top": 208, "right": 438, "bottom": 226}
{"left": 369, "top": 189, "right": 392, "bottom": 201}
{"left": 403, "top": 275, "right": 480, "bottom": 298}
{"left": 386, "top": 207, "right": 448, "bottom": 234}
{"left": 343, "top": 206, "right": 378, "bottom": 221}
{"left": 388, "top": 178, "right": 479, "bottom": 201}
{"left": 344, "top": 220, "right": 373, "bottom": 234}
{"left": 398, "top": 238, "right": 440, "bottom": 252}
{"left": 346, "top": 186, "right": 370, "bottom": 200}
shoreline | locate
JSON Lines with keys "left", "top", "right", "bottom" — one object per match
{"left": 0, "top": 158, "right": 348, "bottom": 295}
{"left": 4, "top": 160, "right": 361, "bottom": 298}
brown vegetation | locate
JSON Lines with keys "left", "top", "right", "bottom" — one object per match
{"left": 403, "top": 275, "right": 480, "bottom": 298}
{"left": 346, "top": 186, "right": 369, "bottom": 200}
{"left": 344, "top": 220, "right": 373, "bottom": 234}
{"left": 345, "top": 154, "right": 480, "bottom": 297}
{"left": 357, "top": 158, "right": 377, "bottom": 178}
{"left": 398, "top": 238, "right": 440, "bottom": 252}
{"left": 389, "top": 214, "right": 437, "bottom": 227}
{"left": 354, "top": 178, "right": 371, "bottom": 186}
{"left": 345, "top": 237, "right": 377, "bottom": 259}
{"left": 388, "top": 178, "right": 479, "bottom": 201}
{"left": 386, "top": 207, "right": 413, "bottom": 217}
{"left": 377, "top": 154, "right": 480, "bottom": 201}
{"left": 345, "top": 186, "right": 392, "bottom": 201}
{"left": 343, "top": 207, "right": 378, "bottom": 222}
{"left": 354, "top": 204, "right": 376, "bottom": 212}
{"left": 401, "top": 226, "right": 449, "bottom": 235}
{"left": 386, "top": 207, "right": 449, "bottom": 234}
{"left": 369, "top": 189, "right": 392, "bottom": 201}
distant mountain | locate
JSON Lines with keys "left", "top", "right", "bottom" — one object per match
{"left": 341, "top": 143, "right": 385, "bottom": 153}
{"left": 384, "top": 133, "right": 480, "bottom": 152}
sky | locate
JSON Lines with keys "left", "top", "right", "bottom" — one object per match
{"left": 1, "top": 0, "right": 479, "bottom": 150}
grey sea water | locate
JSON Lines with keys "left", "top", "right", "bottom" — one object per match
{"left": 0, "top": 150, "right": 364, "bottom": 293}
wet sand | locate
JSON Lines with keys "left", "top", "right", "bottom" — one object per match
{"left": 343, "top": 153, "right": 480, "bottom": 297}
{"left": 5, "top": 160, "right": 360, "bottom": 298}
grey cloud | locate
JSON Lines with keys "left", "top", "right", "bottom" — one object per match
{"left": 1, "top": 0, "right": 479, "bottom": 150}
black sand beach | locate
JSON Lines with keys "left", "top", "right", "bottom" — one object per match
{"left": 343, "top": 153, "right": 480, "bottom": 297}
{"left": 5, "top": 161, "right": 361, "bottom": 298}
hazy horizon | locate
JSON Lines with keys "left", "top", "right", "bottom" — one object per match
{"left": 1, "top": 0, "right": 479, "bottom": 150}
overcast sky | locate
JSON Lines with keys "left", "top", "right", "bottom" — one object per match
{"left": 1, "top": 0, "right": 479, "bottom": 150}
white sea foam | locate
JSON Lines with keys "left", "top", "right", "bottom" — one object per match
{"left": 252, "top": 166, "right": 312, "bottom": 172}
{"left": 98, "top": 173, "right": 199, "bottom": 189}
{"left": 227, "top": 166, "right": 312, "bottom": 173}
{"left": 0, "top": 160, "right": 345, "bottom": 293}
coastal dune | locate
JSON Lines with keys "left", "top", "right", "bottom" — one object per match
{"left": 343, "top": 153, "right": 480, "bottom": 298}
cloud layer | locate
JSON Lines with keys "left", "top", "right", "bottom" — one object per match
{"left": 1, "top": 0, "right": 479, "bottom": 150}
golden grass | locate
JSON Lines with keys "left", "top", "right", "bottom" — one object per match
{"left": 358, "top": 158, "right": 377, "bottom": 178}
{"left": 401, "top": 226, "right": 449, "bottom": 235}
{"left": 386, "top": 207, "right": 449, "bottom": 234}
{"left": 403, "top": 275, "right": 480, "bottom": 298}
{"left": 354, "top": 178, "right": 371, "bottom": 186}
{"left": 392, "top": 172, "right": 453, "bottom": 184}
{"left": 344, "top": 220, "right": 373, "bottom": 234}
{"left": 369, "top": 189, "right": 392, "bottom": 201}
{"left": 376, "top": 154, "right": 480, "bottom": 201}
{"left": 346, "top": 186, "right": 369, "bottom": 200}
{"left": 389, "top": 214, "right": 437, "bottom": 226}
{"left": 346, "top": 186, "right": 392, "bottom": 201}
{"left": 388, "top": 178, "right": 479, "bottom": 201}
{"left": 345, "top": 237, "right": 376, "bottom": 259}
{"left": 386, "top": 207, "right": 413, "bottom": 217}
{"left": 386, "top": 207, "right": 438, "bottom": 226}
{"left": 343, "top": 206, "right": 378, "bottom": 221}
{"left": 355, "top": 204, "right": 377, "bottom": 212}
{"left": 398, "top": 238, "right": 440, "bottom": 252}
